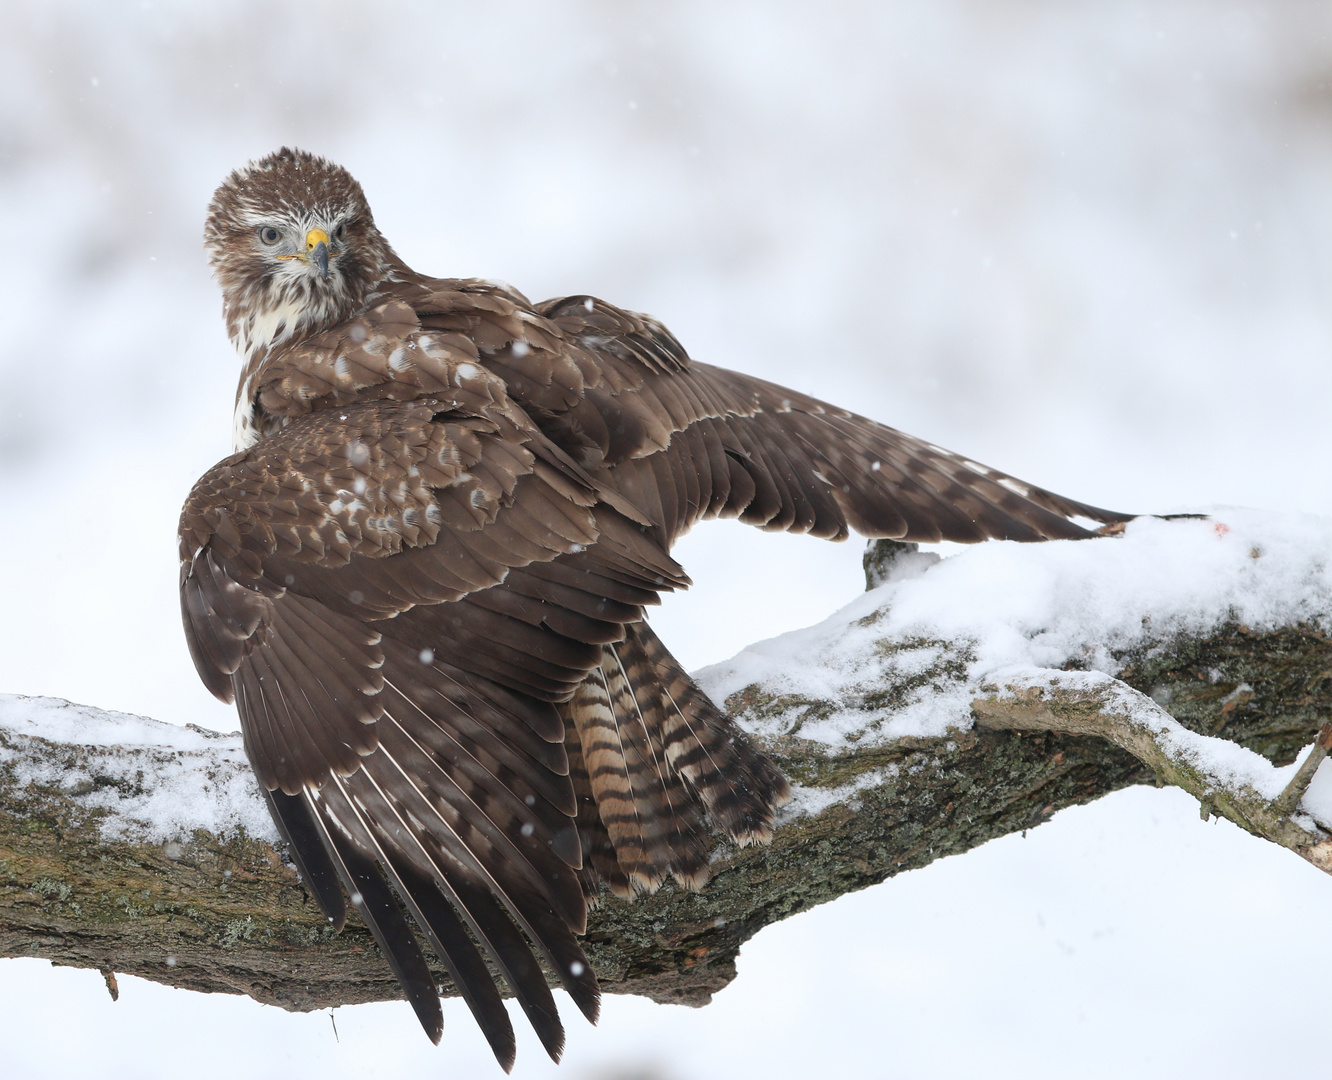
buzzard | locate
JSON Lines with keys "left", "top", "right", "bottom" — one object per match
{"left": 181, "top": 148, "right": 1129, "bottom": 1069}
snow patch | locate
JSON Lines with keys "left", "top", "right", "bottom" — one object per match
{"left": 782, "top": 765, "right": 901, "bottom": 822}
{"left": 0, "top": 694, "right": 275, "bottom": 845}
{"left": 699, "top": 509, "right": 1331, "bottom": 751}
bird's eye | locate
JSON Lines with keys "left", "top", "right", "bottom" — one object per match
{"left": 258, "top": 226, "right": 282, "bottom": 246}
{"left": 333, "top": 223, "right": 346, "bottom": 241}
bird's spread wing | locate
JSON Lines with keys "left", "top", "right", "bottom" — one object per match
{"left": 411, "top": 287, "right": 1130, "bottom": 547}
{"left": 249, "top": 278, "right": 1126, "bottom": 548}
{"left": 180, "top": 391, "right": 688, "bottom": 1068}
{"left": 529, "top": 294, "right": 1131, "bottom": 545}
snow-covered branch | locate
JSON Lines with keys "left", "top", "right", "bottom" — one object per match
{"left": 0, "top": 510, "right": 1328, "bottom": 1011}
{"left": 972, "top": 669, "right": 1332, "bottom": 874}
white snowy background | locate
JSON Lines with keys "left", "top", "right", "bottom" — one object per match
{"left": 0, "top": 2, "right": 1329, "bottom": 1077}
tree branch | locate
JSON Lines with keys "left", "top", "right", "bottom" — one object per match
{"left": 971, "top": 668, "right": 1332, "bottom": 872}
{"left": 2, "top": 526, "right": 1329, "bottom": 1012}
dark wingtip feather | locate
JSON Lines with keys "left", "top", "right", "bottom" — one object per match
{"left": 350, "top": 879, "right": 445, "bottom": 1044}
{"left": 350, "top": 881, "right": 444, "bottom": 1044}
{"left": 564, "top": 958, "right": 600, "bottom": 1025}
{"left": 312, "top": 813, "right": 445, "bottom": 1044}
{"left": 258, "top": 787, "right": 348, "bottom": 929}
{"left": 446, "top": 874, "right": 570, "bottom": 1063}
{"left": 382, "top": 854, "right": 519, "bottom": 1070}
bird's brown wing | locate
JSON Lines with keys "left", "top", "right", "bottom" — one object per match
{"left": 179, "top": 394, "right": 688, "bottom": 1069}
{"left": 280, "top": 280, "right": 1124, "bottom": 550}
{"left": 482, "top": 292, "right": 1132, "bottom": 547}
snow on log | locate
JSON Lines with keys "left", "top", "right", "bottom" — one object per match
{"left": 0, "top": 509, "right": 1328, "bottom": 1009}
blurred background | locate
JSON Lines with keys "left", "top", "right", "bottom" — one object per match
{"left": 0, "top": 2, "right": 1329, "bottom": 1077}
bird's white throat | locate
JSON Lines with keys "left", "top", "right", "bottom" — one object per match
{"left": 228, "top": 286, "right": 348, "bottom": 450}
{"left": 232, "top": 293, "right": 311, "bottom": 362}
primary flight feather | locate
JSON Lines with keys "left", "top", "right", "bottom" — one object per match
{"left": 181, "top": 147, "right": 1129, "bottom": 1069}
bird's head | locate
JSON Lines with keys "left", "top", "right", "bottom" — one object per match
{"left": 204, "top": 147, "right": 393, "bottom": 361}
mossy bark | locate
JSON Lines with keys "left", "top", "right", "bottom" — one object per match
{"left": 1, "top": 616, "right": 1328, "bottom": 1011}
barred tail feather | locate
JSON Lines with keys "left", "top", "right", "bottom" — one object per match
{"left": 624, "top": 621, "right": 791, "bottom": 845}
{"left": 562, "top": 710, "right": 632, "bottom": 902}
{"left": 559, "top": 662, "right": 709, "bottom": 897}
{"left": 560, "top": 621, "right": 790, "bottom": 899}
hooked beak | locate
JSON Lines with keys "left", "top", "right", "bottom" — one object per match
{"left": 305, "top": 228, "right": 331, "bottom": 279}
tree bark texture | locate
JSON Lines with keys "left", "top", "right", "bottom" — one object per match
{"left": 1, "top": 541, "right": 1328, "bottom": 1013}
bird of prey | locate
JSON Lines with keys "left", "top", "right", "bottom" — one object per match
{"left": 180, "top": 147, "right": 1129, "bottom": 1069}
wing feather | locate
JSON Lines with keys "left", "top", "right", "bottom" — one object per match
{"left": 523, "top": 294, "right": 1128, "bottom": 545}
{"left": 302, "top": 785, "right": 445, "bottom": 1043}
{"left": 180, "top": 392, "right": 662, "bottom": 1064}
{"left": 373, "top": 850, "right": 518, "bottom": 1070}
{"left": 258, "top": 787, "right": 346, "bottom": 928}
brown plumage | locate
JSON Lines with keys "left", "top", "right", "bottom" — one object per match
{"left": 180, "top": 147, "right": 1131, "bottom": 1070}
